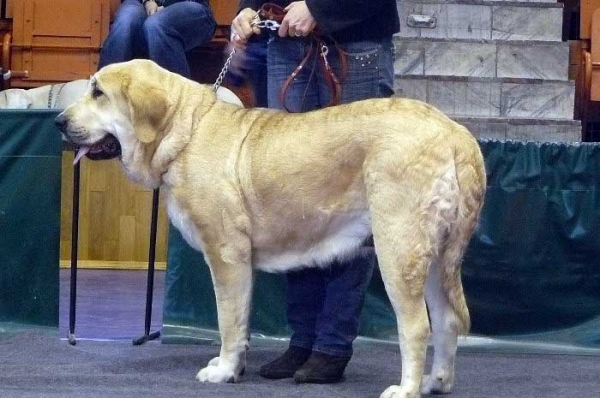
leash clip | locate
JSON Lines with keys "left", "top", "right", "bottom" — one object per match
{"left": 252, "top": 19, "right": 281, "bottom": 31}
{"left": 320, "top": 43, "right": 331, "bottom": 69}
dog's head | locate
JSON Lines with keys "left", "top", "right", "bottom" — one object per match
{"left": 56, "top": 59, "right": 243, "bottom": 188}
{"left": 55, "top": 59, "right": 174, "bottom": 167}
{"left": 0, "top": 89, "right": 33, "bottom": 109}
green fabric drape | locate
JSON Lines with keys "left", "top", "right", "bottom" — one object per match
{"left": 0, "top": 110, "right": 62, "bottom": 327}
{"left": 161, "top": 140, "right": 600, "bottom": 347}
{"left": 463, "top": 141, "right": 600, "bottom": 345}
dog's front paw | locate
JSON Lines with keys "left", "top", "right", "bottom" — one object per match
{"left": 421, "top": 373, "right": 453, "bottom": 395}
{"left": 196, "top": 364, "right": 236, "bottom": 383}
{"left": 380, "top": 385, "right": 420, "bottom": 398}
{"left": 207, "top": 356, "right": 220, "bottom": 367}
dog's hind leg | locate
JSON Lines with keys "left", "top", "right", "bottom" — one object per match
{"left": 421, "top": 256, "right": 461, "bottom": 395}
{"left": 421, "top": 215, "right": 476, "bottom": 394}
{"left": 368, "top": 153, "right": 472, "bottom": 398}
{"left": 422, "top": 155, "right": 483, "bottom": 395}
{"left": 375, "top": 223, "right": 432, "bottom": 398}
{"left": 370, "top": 199, "right": 438, "bottom": 398}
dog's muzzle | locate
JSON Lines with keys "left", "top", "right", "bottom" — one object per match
{"left": 55, "top": 113, "right": 122, "bottom": 164}
{"left": 69, "top": 134, "right": 121, "bottom": 164}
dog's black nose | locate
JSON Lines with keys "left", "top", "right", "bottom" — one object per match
{"left": 55, "top": 113, "right": 68, "bottom": 132}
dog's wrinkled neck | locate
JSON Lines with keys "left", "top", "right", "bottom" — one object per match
{"left": 132, "top": 83, "right": 214, "bottom": 189}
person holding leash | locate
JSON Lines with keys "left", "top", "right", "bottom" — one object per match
{"left": 99, "top": 0, "right": 216, "bottom": 78}
{"left": 231, "top": 0, "right": 399, "bottom": 384}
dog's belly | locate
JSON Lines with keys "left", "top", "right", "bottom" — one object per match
{"left": 251, "top": 210, "right": 372, "bottom": 273}
{"left": 164, "top": 190, "right": 371, "bottom": 272}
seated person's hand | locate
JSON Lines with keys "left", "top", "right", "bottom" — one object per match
{"left": 144, "top": 0, "right": 160, "bottom": 16}
{"left": 231, "top": 8, "right": 261, "bottom": 49}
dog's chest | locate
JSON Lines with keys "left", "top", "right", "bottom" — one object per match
{"left": 165, "top": 193, "right": 208, "bottom": 258}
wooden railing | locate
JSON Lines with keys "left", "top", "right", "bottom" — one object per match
{"left": 578, "top": 1, "right": 600, "bottom": 140}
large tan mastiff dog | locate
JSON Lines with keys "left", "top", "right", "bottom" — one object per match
{"left": 56, "top": 59, "right": 486, "bottom": 398}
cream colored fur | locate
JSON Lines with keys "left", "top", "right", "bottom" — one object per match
{"left": 57, "top": 59, "right": 487, "bottom": 398}
{"left": 0, "top": 78, "right": 241, "bottom": 110}
{"left": 0, "top": 79, "right": 89, "bottom": 109}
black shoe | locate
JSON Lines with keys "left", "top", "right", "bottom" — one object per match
{"left": 259, "top": 346, "right": 312, "bottom": 379}
{"left": 293, "top": 352, "right": 350, "bottom": 384}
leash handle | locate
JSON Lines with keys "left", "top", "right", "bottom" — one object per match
{"left": 214, "top": 3, "right": 345, "bottom": 110}
{"left": 257, "top": 3, "right": 345, "bottom": 113}
{"left": 258, "top": 3, "right": 287, "bottom": 23}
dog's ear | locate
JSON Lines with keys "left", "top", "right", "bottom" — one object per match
{"left": 123, "top": 79, "right": 169, "bottom": 144}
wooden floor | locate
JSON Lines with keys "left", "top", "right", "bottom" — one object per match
{"left": 59, "top": 269, "right": 165, "bottom": 340}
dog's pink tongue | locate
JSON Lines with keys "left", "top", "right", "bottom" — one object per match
{"left": 73, "top": 146, "right": 90, "bottom": 165}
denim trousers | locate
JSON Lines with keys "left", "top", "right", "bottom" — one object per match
{"left": 244, "top": 38, "right": 269, "bottom": 108}
{"left": 98, "top": 0, "right": 216, "bottom": 78}
{"left": 266, "top": 35, "right": 395, "bottom": 358}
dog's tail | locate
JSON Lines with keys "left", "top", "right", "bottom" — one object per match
{"left": 439, "top": 133, "right": 486, "bottom": 335}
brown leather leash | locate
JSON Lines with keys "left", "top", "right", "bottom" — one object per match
{"left": 258, "top": 3, "right": 347, "bottom": 113}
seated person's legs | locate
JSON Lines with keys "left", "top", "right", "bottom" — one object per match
{"left": 143, "top": 1, "right": 216, "bottom": 78}
{"left": 98, "top": 0, "right": 147, "bottom": 69}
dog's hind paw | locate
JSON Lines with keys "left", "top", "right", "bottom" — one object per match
{"left": 196, "top": 364, "right": 236, "bottom": 383}
{"left": 421, "top": 373, "right": 453, "bottom": 395}
{"left": 380, "top": 385, "right": 420, "bottom": 398}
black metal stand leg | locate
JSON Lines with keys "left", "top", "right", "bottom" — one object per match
{"left": 68, "top": 159, "right": 81, "bottom": 346}
{"left": 133, "top": 188, "right": 161, "bottom": 346}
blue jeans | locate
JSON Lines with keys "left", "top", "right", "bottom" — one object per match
{"left": 244, "top": 38, "right": 269, "bottom": 108}
{"left": 226, "top": 35, "right": 269, "bottom": 108}
{"left": 267, "top": 36, "right": 395, "bottom": 112}
{"left": 267, "top": 35, "right": 395, "bottom": 358}
{"left": 98, "top": 0, "right": 216, "bottom": 78}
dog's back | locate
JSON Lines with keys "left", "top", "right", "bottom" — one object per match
{"left": 0, "top": 79, "right": 89, "bottom": 110}
{"left": 0, "top": 89, "right": 32, "bottom": 109}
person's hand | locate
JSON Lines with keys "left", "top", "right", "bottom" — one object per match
{"left": 231, "top": 8, "right": 261, "bottom": 49}
{"left": 279, "top": 1, "right": 316, "bottom": 38}
{"left": 144, "top": 0, "right": 159, "bottom": 16}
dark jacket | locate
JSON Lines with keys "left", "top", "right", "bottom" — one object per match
{"left": 238, "top": 0, "right": 400, "bottom": 43}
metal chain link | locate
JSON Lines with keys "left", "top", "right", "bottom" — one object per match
{"left": 212, "top": 46, "right": 236, "bottom": 92}
{"left": 212, "top": 12, "right": 279, "bottom": 92}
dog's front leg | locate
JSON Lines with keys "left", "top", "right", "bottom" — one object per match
{"left": 196, "top": 244, "right": 253, "bottom": 384}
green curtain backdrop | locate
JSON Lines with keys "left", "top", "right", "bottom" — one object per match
{"left": 163, "top": 140, "right": 600, "bottom": 348}
{"left": 0, "top": 110, "right": 62, "bottom": 327}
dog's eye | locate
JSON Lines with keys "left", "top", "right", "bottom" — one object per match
{"left": 92, "top": 87, "right": 104, "bottom": 99}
